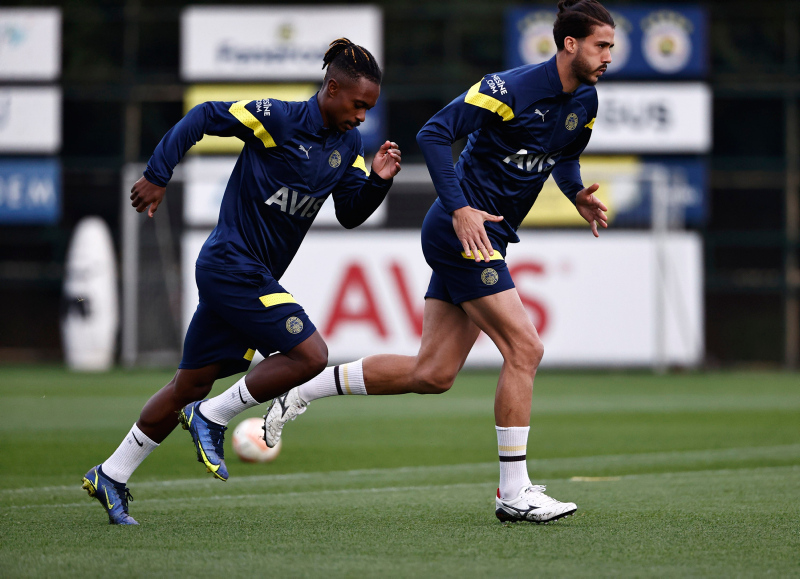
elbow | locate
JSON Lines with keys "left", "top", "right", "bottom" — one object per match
{"left": 336, "top": 213, "right": 361, "bottom": 230}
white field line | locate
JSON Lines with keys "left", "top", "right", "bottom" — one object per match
{"left": 5, "top": 482, "right": 488, "bottom": 510}
{"left": 4, "top": 442, "right": 800, "bottom": 497}
{"left": 4, "top": 464, "right": 799, "bottom": 511}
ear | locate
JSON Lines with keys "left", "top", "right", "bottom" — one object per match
{"left": 564, "top": 36, "right": 578, "bottom": 54}
{"left": 326, "top": 77, "right": 340, "bottom": 98}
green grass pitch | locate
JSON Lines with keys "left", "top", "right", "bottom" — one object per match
{"left": 1, "top": 367, "right": 799, "bottom": 577}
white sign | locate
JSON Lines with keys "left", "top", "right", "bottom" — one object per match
{"left": 182, "top": 155, "right": 385, "bottom": 228}
{"left": 0, "top": 8, "right": 61, "bottom": 80}
{"left": 0, "top": 87, "right": 61, "bottom": 153}
{"left": 586, "top": 82, "right": 712, "bottom": 153}
{"left": 181, "top": 6, "right": 383, "bottom": 81}
{"left": 182, "top": 230, "right": 703, "bottom": 367}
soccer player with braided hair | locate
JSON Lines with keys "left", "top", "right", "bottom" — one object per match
{"left": 266, "top": 0, "right": 613, "bottom": 524}
{"left": 80, "top": 38, "right": 401, "bottom": 525}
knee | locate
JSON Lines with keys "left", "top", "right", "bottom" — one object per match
{"left": 301, "top": 341, "right": 328, "bottom": 377}
{"left": 171, "top": 375, "right": 214, "bottom": 403}
{"left": 413, "top": 367, "right": 458, "bottom": 395}
{"left": 508, "top": 334, "right": 544, "bottom": 373}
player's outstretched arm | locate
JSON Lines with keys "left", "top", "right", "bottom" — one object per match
{"left": 452, "top": 206, "right": 503, "bottom": 262}
{"left": 575, "top": 183, "right": 608, "bottom": 237}
{"left": 370, "top": 140, "right": 402, "bottom": 179}
{"left": 130, "top": 176, "right": 166, "bottom": 218}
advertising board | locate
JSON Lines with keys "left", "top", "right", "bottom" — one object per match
{"left": 182, "top": 230, "right": 703, "bottom": 367}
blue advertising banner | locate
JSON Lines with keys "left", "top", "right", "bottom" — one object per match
{"left": 521, "top": 155, "right": 706, "bottom": 228}
{"left": 614, "top": 156, "right": 707, "bottom": 226}
{"left": 0, "top": 158, "right": 61, "bottom": 224}
{"left": 505, "top": 5, "right": 707, "bottom": 79}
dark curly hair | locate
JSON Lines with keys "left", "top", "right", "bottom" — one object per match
{"left": 322, "top": 37, "right": 382, "bottom": 85}
{"left": 553, "top": 0, "right": 615, "bottom": 51}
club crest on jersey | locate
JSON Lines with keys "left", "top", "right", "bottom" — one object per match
{"left": 481, "top": 268, "right": 499, "bottom": 285}
{"left": 286, "top": 317, "right": 304, "bottom": 334}
{"left": 565, "top": 113, "right": 579, "bottom": 131}
{"left": 328, "top": 150, "right": 342, "bottom": 168}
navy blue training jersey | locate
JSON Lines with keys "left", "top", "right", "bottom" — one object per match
{"left": 144, "top": 94, "right": 392, "bottom": 279}
{"left": 417, "top": 55, "right": 597, "bottom": 245}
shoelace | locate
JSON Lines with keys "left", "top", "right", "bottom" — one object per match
{"left": 204, "top": 421, "right": 227, "bottom": 460}
{"left": 523, "top": 485, "right": 559, "bottom": 505}
{"left": 111, "top": 482, "right": 134, "bottom": 513}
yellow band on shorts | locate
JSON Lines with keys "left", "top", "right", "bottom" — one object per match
{"left": 460, "top": 250, "right": 504, "bottom": 261}
{"left": 258, "top": 293, "right": 297, "bottom": 308}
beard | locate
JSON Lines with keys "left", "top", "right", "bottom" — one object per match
{"left": 572, "top": 49, "right": 606, "bottom": 86}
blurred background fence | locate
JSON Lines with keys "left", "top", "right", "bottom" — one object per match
{"left": 0, "top": 0, "right": 798, "bottom": 368}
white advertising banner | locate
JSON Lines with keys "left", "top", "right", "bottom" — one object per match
{"left": 182, "top": 156, "right": 385, "bottom": 228}
{"left": 0, "top": 8, "right": 61, "bottom": 80}
{"left": 182, "top": 230, "right": 703, "bottom": 367}
{"left": 181, "top": 6, "right": 382, "bottom": 81}
{"left": 0, "top": 87, "right": 61, "bottom": 153}
{"left": 586, "top": 82, "right": 712, "bottom": 153}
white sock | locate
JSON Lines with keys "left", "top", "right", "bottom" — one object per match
{"left": 199, "top": 376, "right": 260, "bottom": 426}
{"left": 496, "top": 426, "right": 533, "bottom": 499}
{"left": 297, "top": 359, "right": 367, "bottom": 402}
{"left": 101, "top": 423, "right": 159, "bottom": 484}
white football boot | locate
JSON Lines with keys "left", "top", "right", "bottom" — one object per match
{"left": 495, "top": 485, "right": 577, "bottom": 523}
{"left": 262, "top": 387, "right": 308, "bottom": 448}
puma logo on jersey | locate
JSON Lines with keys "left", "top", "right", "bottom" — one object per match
{"left": 298, "top": 144, "right": 312, "bottom": 159}
{"left": 265, "top": 187, "right": 324, "bottom": 218}
{"left": 503, "top": 149, "right": 559, "bottom": 173}
{"left": 534, "top": 109, "right": 549, "bottom": 121}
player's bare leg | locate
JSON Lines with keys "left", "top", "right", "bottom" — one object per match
{"left": 363, "top": 297, "right": 481, "bottom": 395}
{"left": 138, "top": 364, "right": 225, "bottom": 442}
{"left": 176, "top": 332, "right": 328, "bottom": 481}
{"left": 461, "top": 288, "right": 576, "bottom": 523}
{"left": 243, "top": 331, "right": 328, "bottom": 401}
{"left": 81, "top": 363, "right": 225, "bottom": 524}
{"left": 263, "top": 298, "right": 480, "bottom": 446}
{"left": 459, "top": 289, "right": 541, "bottom": 427}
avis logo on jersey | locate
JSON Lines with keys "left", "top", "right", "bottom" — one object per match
{"left": 264, "top": 186, "right": 325, "bottom": 219}
{"left": 502, "top": 149, "right": 561, "bottom": 173}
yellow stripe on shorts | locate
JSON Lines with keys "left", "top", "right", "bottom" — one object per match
{"left": 243, "top": 348, "right": 256, "bottom": 361}
{"left": 461, "top": 250, "right": 504, "bottom": 261}
{"left": 259, "top": 293, "right": 297, "bottom": 308}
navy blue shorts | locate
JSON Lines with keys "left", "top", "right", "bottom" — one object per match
{"left": 421, "top": 201, "right": 515, "bottom": 305}
{"left": 179, "top": 267, "right": 316, "bottom": 379}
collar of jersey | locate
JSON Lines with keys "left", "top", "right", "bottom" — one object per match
{"left": 543, "top": 55, "right": 576, "bottom": 99}
{"left": 307, "top": 93, "right": 337, "bottom": 137}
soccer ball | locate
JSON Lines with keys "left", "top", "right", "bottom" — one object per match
{"left": 231, "top": 417, "right": 282, "bottom": 463}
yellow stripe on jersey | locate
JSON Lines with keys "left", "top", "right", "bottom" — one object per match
{"left": 229, "top": 101, "right": 277, "bottom": 149}
{"left": 465, "top": 82, "right": 515, "bottom": 121}
{"left": 243, "top": 348, "right": 256, "bottom": 361}
{"left": 498, "top": 445, "right": 527, "bottom": 452}
{"left": 258, "top": 293, "right": 297, "bottom": 308}
{"left": 352, "top": 155, "right": 368, "bottom": 176}
{"left": 342, "top": 364, "right": 353, "bottom": 394}
{"left": 461, "top": 250, "right": 504, "bottom": 261}
{"left": 585, "top": 117, "right": 595, "bottom": 129}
